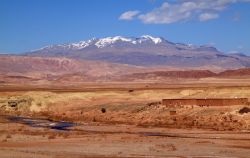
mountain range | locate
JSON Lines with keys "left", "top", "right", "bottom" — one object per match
{"left": 1, "top": 35, "right": 250, "bottom": 83}
{"left": 27, "top": 35, "right": 250, "bottom": 70}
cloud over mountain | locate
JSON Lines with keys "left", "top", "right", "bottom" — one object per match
{"left": 119, "top": 10, "right": 140, "bottom": 20}
{"left": 199, "top": 13, "right": 219, "bottom": 21}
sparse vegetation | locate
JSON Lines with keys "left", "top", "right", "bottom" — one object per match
{"left": 128, "top": 89, "right": 134, "bottom": 92}
{"left": 6, "top": 134, "right": 12, "bottom": 139}
{"left": 2, "top": 139, "right": 7, "bottom": 142}
{"left": 48, "top": 134, "right": 56, "bottom": 139}
{"left": 37, "top": 102, "right": 42, "bottom": 107}
{"left": 239, "top": 107, "right": 250, "bottom": 114}
{"left": 101, "top": 107, "right": 106, "bottom": 113}
{"left": 62, "top": 133, "right": 69, "bottom": 139}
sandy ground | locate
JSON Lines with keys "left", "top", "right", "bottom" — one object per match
{"left": 1, "top": 117, "right": 250, "bottom": 158}
{"left": 0, "top": 81, "right": 250, "bottom": 157}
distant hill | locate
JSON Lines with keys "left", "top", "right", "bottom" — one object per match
{"left": 1, "top": 55, "right": 250, "bottom": 83}
{"left": 0, "top": 55, "right": 143, "bottom": 78}
{"left": 218, "top": 68, "right": 250, "bottom": 77}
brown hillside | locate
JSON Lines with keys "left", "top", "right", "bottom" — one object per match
{"left": 218, "top": 68, "right": 250, "bottom": 77}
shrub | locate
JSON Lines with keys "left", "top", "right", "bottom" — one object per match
{"left": 2, "top": 139, "right": 7, "bottom": 142}
{"left": 239, "top": 107, "right": 250, "bottom": 114}
{"left": 101, "top": 108, "right": 106, "bottom": 113}
{"left": 128, "top": 89, "right": 134, "bottom": 92}
{"left": 48, "top": 134, "right": 56, "bottom": 139}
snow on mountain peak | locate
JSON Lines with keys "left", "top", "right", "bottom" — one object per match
{"left": 33, "top": 35, "right": 165, "bottom": 51}
{"left": 71, "top": 41, "right": 90, "bottom": 49}
{"left": 141, "top": 35, "right": 162, "bottom": 44}
{"left": 95, "top": 36, "right": 134, "bottom": 48}
{"left": 94, "top": 35, "right": 163, "bottom": 48}
{"left": 71, "top": 38, "right": 97, "bottom": 49}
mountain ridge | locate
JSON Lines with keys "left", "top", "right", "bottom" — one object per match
{"left": 28, "top": 35, "right": 220, "bottom": 54}
{"left": 26, "top": 35, "right": 250, "bottom": 70}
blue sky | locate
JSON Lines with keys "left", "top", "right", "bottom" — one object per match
{"left": 0, "top": 0, "right": 250, "bottom": 54}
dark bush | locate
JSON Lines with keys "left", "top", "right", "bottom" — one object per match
{"left": 101, "top": 108, "right": 106, "bottom": 113}
{"left": 239, "top": 107, "right": 250, "bottom": 114}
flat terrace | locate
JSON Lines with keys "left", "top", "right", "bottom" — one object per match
{"left": 162, "top": 98, "right": 249, "bottom": 107}
{"left": 1, "top": 83, "right": 250, "bottom": 92}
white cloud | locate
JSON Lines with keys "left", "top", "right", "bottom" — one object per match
{"left": 119, "top": 10, "right": 140, "bottom": 20}
{"left": 138, "top": 2, "right": 193, "bottom": 24}
{"left": 119, "top": 0, "right": 250, "bottom": 24}
{"left": 199, "top": 13, "right": 219, "bottom": 21}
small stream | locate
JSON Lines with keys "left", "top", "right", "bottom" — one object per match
{"left": 6, "top": 116, "right": 78, "bottom": 130}
{"left": 3, "top": 115, "right": 250, "bottom": 141}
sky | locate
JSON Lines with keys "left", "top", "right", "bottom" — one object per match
{"left": 0, "top": 0, "right": 250, "bottom": 54}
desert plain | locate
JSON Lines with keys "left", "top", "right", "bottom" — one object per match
{"left": 1, "top": 78, "right": 250, "bottom": 158}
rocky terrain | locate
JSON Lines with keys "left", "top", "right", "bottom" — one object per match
{"left": 1, "top": 83, "right": 250, "bottom": 130}
{"left": 1, "top": 82, "right": 250, "bottom": 158}
{"left": 1, "top": 116, "right": 250, "bottom": 158}
{"left": 0, "top": 55, "right": 144, "bottom": 77}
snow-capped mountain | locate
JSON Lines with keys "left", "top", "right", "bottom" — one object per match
{"left": 27, "top": 35, "right": 250, "bottom": 69}
{"left": 29, "top": 35, "right": 220, "bottom": 57}
{"left": 33, "top": 35, "right": 164, "bottom": 50}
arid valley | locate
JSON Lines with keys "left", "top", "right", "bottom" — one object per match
{"left": 2, "top": 1, "right": 250, "bottom": 156}
{"left": 1, "top": 38, "right": 250, "bottom": 157}
{"left": 1, "top": 78, "right": 250, "bottom": 158}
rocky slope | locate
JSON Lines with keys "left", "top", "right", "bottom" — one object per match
{"left": 1, "top": 55, "right": 250, "bottom": 83}
{"left": 0, "top": 55, "right": 143, "bottom": 78}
